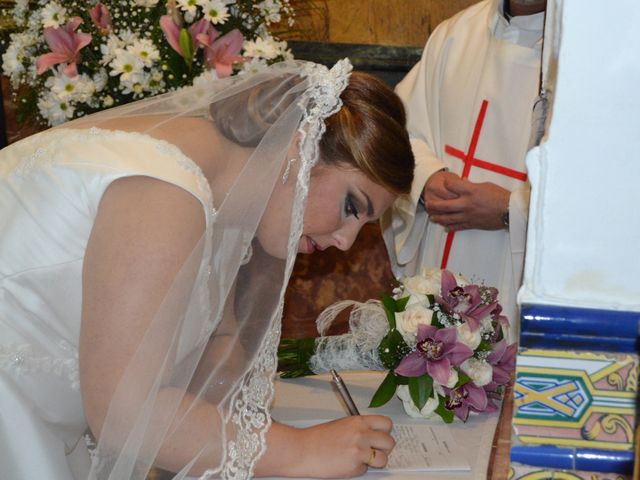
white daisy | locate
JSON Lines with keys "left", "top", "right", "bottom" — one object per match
{"left": 147, "top": 69, "right": 166, "bottom": 94}
{"left": 38, "top": 91, "right": 75, "bottom": 126}
{"left": 177, "top": 0, "right": 199, "bottom": 22}
{"left": 239, "top": 58, "right": 268, "bottom": 76}
{"left": 201, "top": 0, "right": 230, "bottom": 25}
{"left": 46, "top": 70, "right": 81, "bottom": 101}
{"left": 133, "top": 0, "right": 160, "bottom": 7}
{"left": 100, "top": 34, "right": 126, "bottom": 65}
{"left": 13, "top": 0, "right": 30, "bottom": 27}
{"left": 128, "top": 39, "right": 160, "bottom": 67}
{"left": 255, "top": 0, "right": 283, "bottom": 25}
{"left": 41, "top": 2, "right": 67, "bottom": 29}
{"left": 92, "top": 69, "right": 109, "bottom": 92}
{"left": 242, "top": 36, "right": 281, "bottom": 60}
{"left": 109, "top": 50, "right": 145, "bottom": 82}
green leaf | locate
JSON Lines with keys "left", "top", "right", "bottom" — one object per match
{"left": 455, "top": 372, "right": 472, "bottom": 388}
{"left": 369, "top": 371, "right": 398, "bottom": 408}
{"left": 408, "top": 374, "right": 433, "bottom": 410}
{"left": 476, "top": 339, "right": 493, "bottom": 353}
{"left": 396, "top": 295, "right": 410, "bottom": 311}
{"left": 431, "top": 310, "right": 440, "bottom": 326}
{"left": 435, "top": 396, "right": 455, "bottom": 424}
{"left": 178, "top": 27, "right": 194, "bottom": 70}
{"left": 381, "top": 294, "right": 398, "bottom": 329}
{"left": 377, "top": 329, "right": 411, "bottom": 370}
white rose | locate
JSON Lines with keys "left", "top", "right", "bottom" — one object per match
{"left": 395, "top": 303, "right": 433, "bottom": 346}
{"left": 402, "top": 271, "right": 441, "bottom": 296}
{"left": 461, "top": 358, "right": 493, "bottom": 387}
{"left": 400, "top": 292, "right": 425, "bottom": 307}
{"left": 456, "top": 322, "right": 482, "bottom": 350}
{"left": 396, "top": 385, "right": 439, "bottom": 419}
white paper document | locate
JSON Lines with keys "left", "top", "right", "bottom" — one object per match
{"left": 384, "top": 423, "right": 470, "bottom": 472}
{"left": 284, "top": 420, "right": 469, "bottom": 473}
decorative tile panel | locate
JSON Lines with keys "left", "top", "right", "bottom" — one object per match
{"left": 513, "top": 349, "right": 637, "bottom": 452}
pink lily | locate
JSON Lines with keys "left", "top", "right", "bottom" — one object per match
{"left": 36, "top": 17, "right": 92, "bottom": 77}
{"left": 160, "top": 16, "right": 213, "bottom": 59}
{"left": 90, "top": 2, "right": 112, "bottom": 34}
{"left": 487, "top": 339, "right": 517, "bottom": 386}
{"left": 437, "top": 270, "right": 497, "bottom": 331}
{"left": 198, "top": 28, "right": 244, "bottom": 78}
{"left": 394, "top": 325, "right": 473, "bottom": 385}
{"left": 444, "top": 382, "right": 498, "bottom": 421}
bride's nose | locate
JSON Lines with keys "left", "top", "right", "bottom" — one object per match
{"left": 331, "top": 223, "right": 361, "bottom": 251}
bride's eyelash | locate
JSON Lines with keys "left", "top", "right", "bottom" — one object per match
{"left": 344, "top": 194, "right": 360, "bottom": 219}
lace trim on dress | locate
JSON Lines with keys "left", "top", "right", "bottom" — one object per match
{"left": 0, "top": 341, "right": 80, "bottom": 390}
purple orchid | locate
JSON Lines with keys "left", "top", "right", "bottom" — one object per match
{"left": 90, "top": 2, "right": 112, "bottom": 34}
{"left": 437, "top": 270, "right": 497, "bottom": 332}
{"left": 487, "top": 339, "right": 517, "bottom": 386}
{"left": 395, "top": 325, "right": 473, "bottom": 385}
{"left": 490, "top": 303, "right": 510, "bottom": 334}
{"left": 36, "top": 17, "right": 92, "bottom": 77}
{"left": 444, "top": 382, "right": 497, "bottom": 421}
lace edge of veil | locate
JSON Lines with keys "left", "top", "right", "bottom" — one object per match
{"left": 201, "top": 58, "right": 354, "bottom": 480}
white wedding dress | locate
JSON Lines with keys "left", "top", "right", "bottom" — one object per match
{"left": 0, "top": 127, "right": 215, "bottom": 480}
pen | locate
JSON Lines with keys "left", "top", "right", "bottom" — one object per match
{"left": 330, "top": 369, "right": 360, "bottom": 416}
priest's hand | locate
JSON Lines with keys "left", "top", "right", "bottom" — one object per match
{"left": 422, "top": 169, "right": 461, "bottom": 203}
{"left": 424, "top": 175, "right": 510, "bottom": 231}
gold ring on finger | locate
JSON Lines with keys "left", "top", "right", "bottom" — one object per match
{"left": 366, "top": 448, "right": 376, "bottom": 466}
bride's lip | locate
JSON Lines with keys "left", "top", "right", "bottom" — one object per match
{"left": 307, "top": 236, "right": 317, "bottom": 254}
{"left": 301, "top": 235, "right": 316, "bottom": 254}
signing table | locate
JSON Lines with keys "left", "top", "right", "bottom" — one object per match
{"left": 270, "top": 371, "right": 505, "bottom": 480}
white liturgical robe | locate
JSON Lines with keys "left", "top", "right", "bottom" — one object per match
{"left": 382, "top": 0, "right": 544, "bottom": 341}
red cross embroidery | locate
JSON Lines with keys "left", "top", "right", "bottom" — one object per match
{"left": 440, "top": 100, "right": 528, "bottom": 269}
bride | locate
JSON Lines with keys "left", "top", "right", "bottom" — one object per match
{"left": 0, "top": 59, "right": 414, "bottom": 480}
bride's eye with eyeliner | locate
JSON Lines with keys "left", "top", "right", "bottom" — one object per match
{"left": 344, "top": 194, "right": 360, "bottom": 219}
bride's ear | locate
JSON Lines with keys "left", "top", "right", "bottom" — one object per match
{"left": 281, "top": 131, "right": 307, "bottom": 184}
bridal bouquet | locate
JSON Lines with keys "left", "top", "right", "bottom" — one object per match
{"left": 2, "top": 0, "right": 295, "bottom": 126}
{"left": 278, "top": 269, "right": 517, "bottom": 423}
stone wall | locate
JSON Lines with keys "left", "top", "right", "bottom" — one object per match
{"left": 279, "top": 0, "right": 478, "bottom": 47}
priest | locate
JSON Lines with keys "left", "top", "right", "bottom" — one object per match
{"left": 382, "top": 0, "right": 547, "bottom": 341}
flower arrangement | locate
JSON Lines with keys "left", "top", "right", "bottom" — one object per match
{"left": 278, "top": 269, "right": 517, "bottom": 423}
{"left": 2, "top": 0, "right": 295, "bottom": 126}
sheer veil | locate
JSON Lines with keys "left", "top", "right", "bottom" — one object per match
{"left": 64, "top": 59, "right": 353, "bottom": 479}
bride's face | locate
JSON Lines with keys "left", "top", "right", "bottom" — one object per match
{"left": 257, "top": 163, "right": 396, "bottom": 259}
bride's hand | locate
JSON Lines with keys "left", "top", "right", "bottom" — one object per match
{"left": 257, "top": 416, "right": 395, "bottom": 478}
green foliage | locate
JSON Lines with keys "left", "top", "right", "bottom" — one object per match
{"left": 408, "top": 374, "right": 433, "bottom": 410}
{"left": 435, "top": 396, "right": 455, "bottom": 424}
{"left": 368, "top": 371, "right": 398, "bottom": 408}
{"left": 277, "top": 337, "right": 318, "bottom": 379}
{"left": 377, "top": 328, "right": 411, "bottom": 370}
{"left": 178, "top": 28, "right": 194, "bottom": 71}
{"left": 455, "top": 371, "right": 472, "bottom": 388}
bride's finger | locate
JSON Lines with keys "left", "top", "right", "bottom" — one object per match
{"left": 360, "top": 414, "right": 393, "bottom": 432}
{"left": 363, "top": 447, "right": 389, "bottom": 469}
{"left": 369, "top": 429, "right": 396, "bottom": 454}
